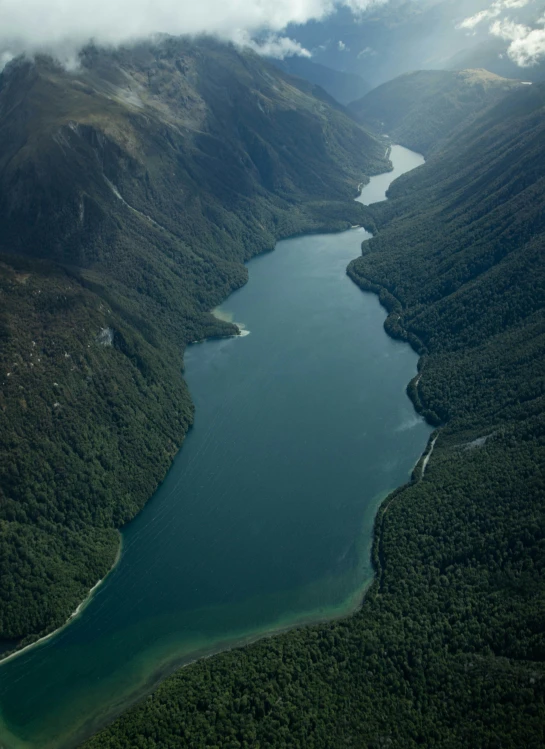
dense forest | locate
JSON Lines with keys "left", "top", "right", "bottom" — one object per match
{"left": 0, "top": 37, "right": 388, "bottom": 645}
{"left": 84, "top": 81, "right": 545, "bottom": 746}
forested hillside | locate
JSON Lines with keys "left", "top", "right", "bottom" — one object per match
{"left": 85, "top": 79, "right": 545, "bottom": 747}
{"left": 0, "top": 37, "right": 387, "bottom": 645}
{"left": 349, "top": 68, "right": 523, "bottom": 155}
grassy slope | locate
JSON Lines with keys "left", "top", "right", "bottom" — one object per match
{"left": 85, "top": 82, "right": 545, "bottom": 748}
{"left": 0, "top": 37, "right": 387, "bottom": 644}
{"left": 349, "top": 68, "right": 524, "bottom": 155}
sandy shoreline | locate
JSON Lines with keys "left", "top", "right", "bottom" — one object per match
{"left": 0, "top": 535, "right": 123, "bottom": 666}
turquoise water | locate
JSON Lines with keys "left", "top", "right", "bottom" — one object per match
{"left": 0, "top": 145, "right": 428, "bottom": 748}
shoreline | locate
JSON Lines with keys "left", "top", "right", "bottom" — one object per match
{"left": 73, "top": 144, "right": 438, "bottom": 744}
{"left": 0, "top": 144, "right": 439, "bottom": 748}
{"left": 73, "top": 435, "right": 436, "bottom": 749}
{"left": 0, "top": 534, "right": 124, "bottom": 666}
{"left": 71, "top": 577, "right": 378, "bottom": 749}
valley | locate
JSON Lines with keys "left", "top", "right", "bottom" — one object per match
{"left": 85, "top": 65, "right": 545, "bottom": 749}
{"left": 0, "top": 27, "right": 543, "bottom": 749}
{"left": 0, "top": 145, "right": 430, "bottom": 749}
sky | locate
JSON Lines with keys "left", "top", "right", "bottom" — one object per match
{"left": 0, "top": 0, "right": 544, "bottom": 69}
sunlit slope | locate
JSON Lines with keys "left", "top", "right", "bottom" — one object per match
{"left": 349, "top": 68, "right": 524, "bottom": 155}
{"left": 0, "top": 36, "right": 387, "bottom": 644}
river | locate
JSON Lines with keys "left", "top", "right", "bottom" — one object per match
{"left": 0, "top": 145, "right": 428, "bottom": 748}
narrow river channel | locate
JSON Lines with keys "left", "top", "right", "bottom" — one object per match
{"left": 0, "top": 145, "right": 429, "bottom": 749}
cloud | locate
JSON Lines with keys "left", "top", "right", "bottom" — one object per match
{"left": 233, "top": 32, "right": 311, "bottom": 60}
{"left": 0, "top": 0, "right": 385, "bottom": 65}
{"left": 457, "top": 0, "right": 530, "bottom": 31}
{"left": 490, "top": 18, "right": 530, "bottom": 38}
{"left": 0, "top": 52, "right": 14, "bottom": 70}
{"left": 458, "top": 8, "right": 502, "bottom": 30}
{"left": 456, "top": 0, "right": 545, "bottom": 67}
{"left": 357, "top": 46, "right": 376, "bottom": 57}
{"left": 491, "top": 16, "right": 545, "bottom": 64}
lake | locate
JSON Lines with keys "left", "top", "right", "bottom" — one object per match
{"left": 0, "top": 145, "right": 429, "bottom": 748}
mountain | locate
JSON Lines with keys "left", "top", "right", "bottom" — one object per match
{"left": 270, "top": 56, "right": 371, "bottom": 105}
{"left": 349, "top": 68, "right": 524, "bottom": 155}
{"left": 0, "top": 37, "right": 386, "bottom": 645}
{"left": 86, "top": 71, "right": 545, "bottom": 749}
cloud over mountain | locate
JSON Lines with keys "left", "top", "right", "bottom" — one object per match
{"left": 0, "top": 0, "right": 384, "bottom": 67}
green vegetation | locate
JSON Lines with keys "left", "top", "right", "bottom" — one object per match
{"left": 84, "top": 82, "right": 545, "bottom": 746}
{"left": 349, "top": 68, "right": 524, "bottom": 155}
{"left": 0, "top": 38, "right": 387, "bottom": 644}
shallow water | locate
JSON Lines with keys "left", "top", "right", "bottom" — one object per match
{"left": 0, "top": 145, "right": 428, "bottom": 749}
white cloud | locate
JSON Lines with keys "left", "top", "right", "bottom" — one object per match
{"left": 0, "top": 0, "right": 385, "bottom": 64}
{"left": 233, "top": 32, "right": 311, "bottom": 59}
{"left": 491, "top": 16, "right": 545, "bottom": 64}
{"left": 458, "top": 8, "right": 502, "bottom": 30}
{"left": 504, "top": 0, "right": 533, "bottom": 7}
{"left": 456, "top": 0, "right": 545, "bottom": 67}
{"left": 457, "top": 0, "right": 530, "bottom": 31}
{"left": 490, "top": 18, "right": 529, "bottom": 39}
